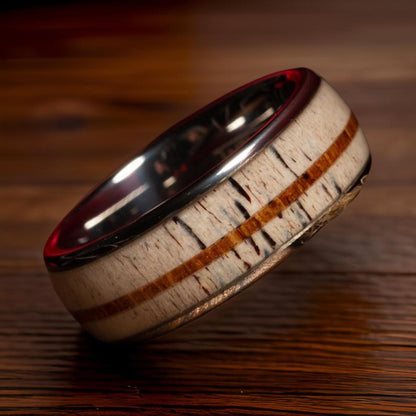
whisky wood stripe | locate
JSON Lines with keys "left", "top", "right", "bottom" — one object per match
{"left": 72, "top": 112, "right": 358, "bottom": 323}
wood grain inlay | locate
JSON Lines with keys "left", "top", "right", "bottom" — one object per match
{"left": 73, "top": 112, "right": 358, "bottom": 323}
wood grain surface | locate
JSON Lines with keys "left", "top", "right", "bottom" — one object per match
{"left": 1, "top": 0, "right": 415, "bottom": 414}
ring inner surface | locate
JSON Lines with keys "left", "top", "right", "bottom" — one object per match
{"left": 48, "top": 74, "right": 297, "bottom": 259}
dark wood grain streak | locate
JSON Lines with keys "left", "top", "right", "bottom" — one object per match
{"left": 229, "top": 178, "right": 251, "bottom": 202}
{"left": 172, "top": 216, "right": 207, "bottom": 250}
{"left": 1, "top": 1, "right": 415, "bottom": 414}
{"left": 270, "top": 145, "right": 298, "bottom": 177}
{"left": 72, "top": 112, "right": 358, "bottom": 323}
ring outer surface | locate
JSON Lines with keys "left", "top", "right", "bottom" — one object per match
{"left": 45, "top": 69, "right": 371, "bottom": 343}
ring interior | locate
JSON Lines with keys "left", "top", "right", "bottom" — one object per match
{"left": 45, "top": 70, "right": 304, "bottom": 267}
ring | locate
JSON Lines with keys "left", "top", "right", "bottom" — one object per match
{"left": 44, "top": 68, "right": 371, "bottom": 343}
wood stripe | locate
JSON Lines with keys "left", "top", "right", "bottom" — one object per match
{"left": 73, "top": 112, "right": 358, "bottom": 323}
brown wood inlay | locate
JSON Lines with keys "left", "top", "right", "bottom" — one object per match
{"left": 73, "top": 112, "right": 359, "bottom": 323}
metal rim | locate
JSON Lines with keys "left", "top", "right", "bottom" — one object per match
{"left": 44, "top": 68, "right": 320, "bottom": 271}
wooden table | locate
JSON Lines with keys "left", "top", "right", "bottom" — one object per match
{"left": 1, "top": 1, "right": 415, "bottom": 414}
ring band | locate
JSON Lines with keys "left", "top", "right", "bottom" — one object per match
{"left": 44, "top": 68, "right": 371, "bottom": 343}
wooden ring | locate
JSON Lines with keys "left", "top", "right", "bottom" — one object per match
{"left": 44, "top": 68, "right": 371, "bottom": 343}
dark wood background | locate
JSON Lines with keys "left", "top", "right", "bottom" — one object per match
{"left": 1, "top": 0, "right": 416, "bottom": 414}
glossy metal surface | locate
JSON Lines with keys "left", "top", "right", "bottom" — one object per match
{"left": 44, "top": 68, "right": 320, "bottom": 270}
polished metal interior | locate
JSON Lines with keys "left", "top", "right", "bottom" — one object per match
{"left": 51, "top": 75, "right": 296, "bottom": 254}
{"left": 43, "top": 69, "right": 322, "bottom": 271}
